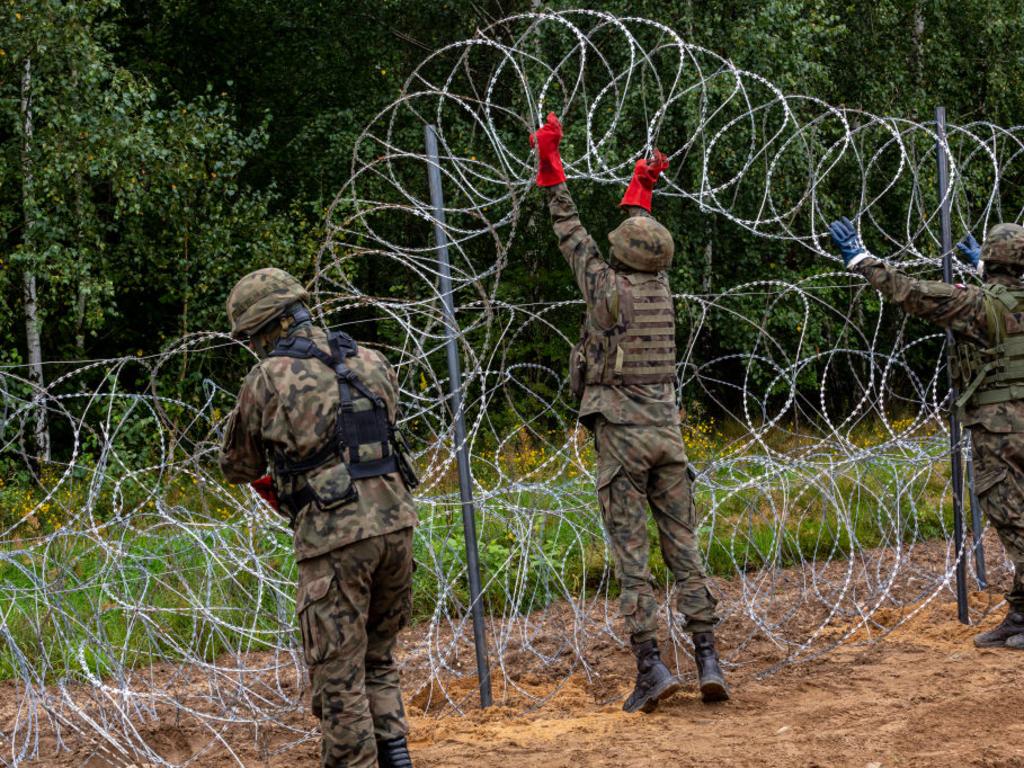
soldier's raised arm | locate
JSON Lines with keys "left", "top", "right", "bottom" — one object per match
{"left": 828, "top": 216, "right": 989, "bottom": 344}
{"left": 544, "top": 182, "right": 605, "bottom": 300}
{"left": 530, "top": 113, "right": 614, "bottom": 317}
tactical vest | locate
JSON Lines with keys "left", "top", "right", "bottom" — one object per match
{"left": 951, "top": 284, "right": 1024, "bottom": 412}
{"left": 571, "top": 272, "right": 676, "bottom": 397}
{"left": 268, "top": 331, "right": 418, "bottom": 515}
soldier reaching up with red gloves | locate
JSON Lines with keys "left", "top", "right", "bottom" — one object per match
{"left": 532, "top": 112, "right": 729, "bottom": 711}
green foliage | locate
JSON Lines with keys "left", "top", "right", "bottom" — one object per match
{"left": 4, "top": 0, "right": 1024, "bottom": 453}
{"left": 0, "top": 421, "right": 957, "bottom": 678}
{"left": 0, "top": 0, "right": 307, "bottom": 376}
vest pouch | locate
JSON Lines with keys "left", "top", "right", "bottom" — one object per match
{"left": 569, "top": 338, "right": 587, "bottom": 401}
{"left": 397, "top": 450, "right": 420, "bottom": 489}
{"left": 388, "top": 427, "right": 421, "bottom": 489}
{"left": 305, "top": 461, "right": 357, "bottom": 510}
{"left": 949, "top": 343, "right": 968, "bottom": 389}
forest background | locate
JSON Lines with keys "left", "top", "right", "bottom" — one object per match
{"left": 3, "top": 0, "right": 1024, "bottom": 470}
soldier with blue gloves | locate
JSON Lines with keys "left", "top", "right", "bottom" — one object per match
{"left": 830, "top": 217, "right": 1024, "bottom": 650}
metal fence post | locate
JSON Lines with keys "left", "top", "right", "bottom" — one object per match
{"left": 935, "top": 106, "right": 970, "bottom": 624}
{"left": 965, "top": 433, "right": 988, "bottom": 588}
{"left": 423, "top": 123, "right": 493, "bottom": 707}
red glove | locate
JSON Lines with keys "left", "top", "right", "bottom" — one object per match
{"left": 529, "top": 112, "right": 566, "bottom": 187}
{"left": 619, "top": 149, "right": 669, "bottom": 211}
{"left": 250, "top": 474, "right": 279, "bottom": 512}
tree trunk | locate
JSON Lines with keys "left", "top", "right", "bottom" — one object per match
{"left": 702, "top": 240, "right": 713, "bottom": 293}
{"left": 75, "top": 286, "right": 87, "bottom": 355}
{"left": 20, "top": 57, "right": 50, "bottom": 463}
{"left": 911, "top": 1, "right": 925, "bottom": 90}
{"left": 74, "top": 173, "right": 87, "bottom": 356}
{"left": 179, "top": 227, "right": 190, "bottom": 381}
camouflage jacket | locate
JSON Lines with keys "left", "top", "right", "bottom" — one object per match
{"left": 219, "top": 324, "right": 417, "bottom": 561}
{"left": 546, "top": 182, "right": 679, "bottom": 426}
{"left": 853, "top": 255, "right": 1024, "bottom": 432}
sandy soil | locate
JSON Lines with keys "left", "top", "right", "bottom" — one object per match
{"left": 7, "top": 535, "right": 1024, "bottom": 767}
{"left": 410, "top": 594, "right": 1024, "bottom": 768}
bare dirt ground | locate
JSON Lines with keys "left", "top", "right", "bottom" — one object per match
{"left": 411, "top": 593, "right": 1024, "bottom": 768}
{"left": 7, "top": 536, "right": 1024, "bottom": 768}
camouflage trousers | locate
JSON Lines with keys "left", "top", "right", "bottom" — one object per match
{"left": 296, "top": 527, "right": 414, "bottom": 768}
{"left": 970, "top": 428, "right": 1024, "bottom": 611}
{"left": 594, "top": 418, "right": 718, "bottom": 642}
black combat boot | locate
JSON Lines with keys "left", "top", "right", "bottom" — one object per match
{"left": 377, "top": 736, "right": 413, "bottom": 768}
{"left": 623, "top": 638, "right": 681, "bottom": 714}
{"left": 974, "top": 610, "right": 1024, "bottom": 648}
{"left": 692, "top": 631, "right": 729, "bottom": 703}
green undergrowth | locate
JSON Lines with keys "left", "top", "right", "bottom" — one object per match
{"left": 422, "top": 442, "right": 954, "bottom": 618}
{"left": 0, "top": 420, "right": 956, "bottom": 681}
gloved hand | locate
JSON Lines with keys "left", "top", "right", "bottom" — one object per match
{"left": 250, "top": 474, "right": 279, "bottom": 512}
{"left": 619, "top": 149, "right": 670, "bottom": 211}
{"left": 529, "top": 112, "right": 566, "bottom": 187}
{"left": 956, "top": 233, "right": 981, "bottom": 270}
{"left": 828, "top": 216, "right": 866, "bottom": 266}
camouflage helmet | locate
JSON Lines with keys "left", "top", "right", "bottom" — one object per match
{"left": 226, "top": 268, "right": 309, "bottom": 339}
{"left": 981, "top": 223, "right": 1024, "bottom": 267}
{"left": 607, "top": 215, "right": 675, "bottom": 272}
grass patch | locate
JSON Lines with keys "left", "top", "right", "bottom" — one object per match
{"left": 0, "top": 419, "right": 958, "bottom": 680}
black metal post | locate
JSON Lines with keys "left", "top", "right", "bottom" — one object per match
{"left": 424, "top": 123, "right": 493, "bottom": 707}
{"left": 935, "top": 106, "right": 971, "bottom": 625}
{"left": 965, "top": 433, "right": 988, "bottom": 588}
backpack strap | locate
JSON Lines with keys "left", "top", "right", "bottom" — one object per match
{"left": 269, "top": 335, "right": 336, "bottom": 368}
{"left": 269, "top": 330, "right": 398, "bottom": 489}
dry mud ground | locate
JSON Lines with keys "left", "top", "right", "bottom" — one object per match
{"left": 12, "top": 593, "right": 1024, "bottom": 768}
{"left": 8, "top": 534, "right": 1024, "bottom": 768}
{"left": 412, "top": 594, "right": 1024, "bottom": 768}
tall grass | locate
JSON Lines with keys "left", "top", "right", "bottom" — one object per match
{"left": 0, "top": 418, "right": 955, "bottom": 680}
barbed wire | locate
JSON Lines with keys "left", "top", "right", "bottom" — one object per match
{"left": 0, "top": 10, "right": 1018, "bottom": 766}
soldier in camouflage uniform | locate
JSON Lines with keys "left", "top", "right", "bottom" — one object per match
{"left": 219, "top": 268, "right": 420, "bottom": 767}
{"left": 830, "top": 217, "right": 1024, "bottom": 650}
{"left": 531, "top": 113, "right": 729, "bottom": 710}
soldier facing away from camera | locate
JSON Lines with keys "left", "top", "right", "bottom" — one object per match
{"left": 531, "top": 112, "right": 729, "bottom": 711}
{"left": 219, "top": 268, "right": 421, "bottom": 767}
{"left": 830, "top": 217, "right": 1024, "bottom": 650}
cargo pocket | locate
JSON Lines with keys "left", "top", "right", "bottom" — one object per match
{"left": 397, "top": 582, "right": 414, "bottom": 633}
{"left": 701, "top": 583, "right": 719, "bottom": 611}
{"left": 596, "top": 462, "right": 621, "bottom": 519}
{"left": 974, "top": 466, "right": 1007, "bottom": 497}
{"left": 569, "top": 338, "right": 588, "bottom": 401}
{"left": 406, "top": 556, "right": 419, "bottom": 629}
{"left": 619, "top": 589, "right": 639, "bottom": 621}
{"left": 597, "top": 462, "right": 620, "bottom": 493}
{"left": 297, "top": 574, "right": 335, "bottom": 667}
{"left": 306, "top": 462, "right": 357, "bottom": 510}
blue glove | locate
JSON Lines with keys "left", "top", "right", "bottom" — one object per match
{"left": 956, "top": 233, "right": 981, "bottom": 270}
{"left": 828, "top": 216, "right": 866, "bottom": 266}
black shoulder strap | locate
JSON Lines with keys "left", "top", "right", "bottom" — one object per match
{"left": 269, "top": 335, "right": 336, "bottom": 368}
{"left": 328, "top": 331, "right": 359, "bottom": 360}
{"left": 270, "top": 329, "right": 396, "bottom": 482}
